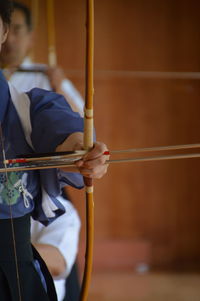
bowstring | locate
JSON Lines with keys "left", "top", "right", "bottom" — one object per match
{"left": 0, "top": 122, "right": 22, "bottom": 301}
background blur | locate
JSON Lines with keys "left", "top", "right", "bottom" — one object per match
{"left": 19, "top": 0, "right": 200, "bottom": 300}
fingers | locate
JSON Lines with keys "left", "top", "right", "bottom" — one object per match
{"left": 76, "top": 163, "right": 109, "bottom": 179}
{"left": 83, "top": 141, "right": 108, "bottom": 161}
{"left": 75, "top": 142, "right": 109, "bottom": 179}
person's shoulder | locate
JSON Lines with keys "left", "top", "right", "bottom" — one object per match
{"left": 27, "top": 87, "right": 64, "bottom": 98}
{"left": 26, "top": 87, "right": 50, "bottom": 101}
{"left": 26, "top": 87, "right": 71, "bottom": 111}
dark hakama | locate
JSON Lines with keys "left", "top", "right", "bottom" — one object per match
{"left": 0, "top": 214, "right": 57, "bottom": 301}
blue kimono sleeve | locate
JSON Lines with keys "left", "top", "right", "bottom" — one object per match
{"left": 27, "top": 88, "right": 85, "bottom": 194}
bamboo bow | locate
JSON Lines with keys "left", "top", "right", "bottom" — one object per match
{"left": 79, "top": 1, "right": 94, "bottom": 300}
{"left": 46, "top": 1, "right": 95, "bottom": 300}
{"left": 46, "top": 0, "right": 57, "bottom": 67}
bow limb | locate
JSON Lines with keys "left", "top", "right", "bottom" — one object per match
{"left": 80, "top": 1, "right": 94, "bottom": 300}
{"left": 31, "top": 0, "right": 39, "bottom": 27}
{"left": 46, "top": 2, "right": 94, "bottom": 298}
{"left": 30, "top": 0, "right": 39, "bottom": 62}
{"left": 46, "top": 0, "right": 57, "bottom": 67}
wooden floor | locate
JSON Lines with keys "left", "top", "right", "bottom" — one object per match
{"left": 88, "top": 271, "right": 200, "bottom": 301}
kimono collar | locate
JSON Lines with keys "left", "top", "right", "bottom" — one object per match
{"left": 0, "top": 70, "right": 10, "bottom": 122}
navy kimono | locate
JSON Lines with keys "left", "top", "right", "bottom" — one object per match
{"left": 0, "top": 71, "right": 84, "bottom": 301}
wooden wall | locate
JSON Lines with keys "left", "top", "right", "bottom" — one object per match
{"left": 21, "top": 0, "right": 200, "bottom": 271}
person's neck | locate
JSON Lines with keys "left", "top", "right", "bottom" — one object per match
{"left": 0, "top": 59, "right": 23, "bottom": 80}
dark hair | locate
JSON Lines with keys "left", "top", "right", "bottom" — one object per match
{"left": 13, "top": 1, "right": 32, "bottom": 30}
{"left": 0, "top": 0, "right": 13, "bottom": 25}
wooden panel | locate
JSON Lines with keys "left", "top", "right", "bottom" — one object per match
{"left": 19, "top": 0, "right": 200, "bottom": 270}
{"left": 66, "top": 0, "right": 200, "bottom": 270}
